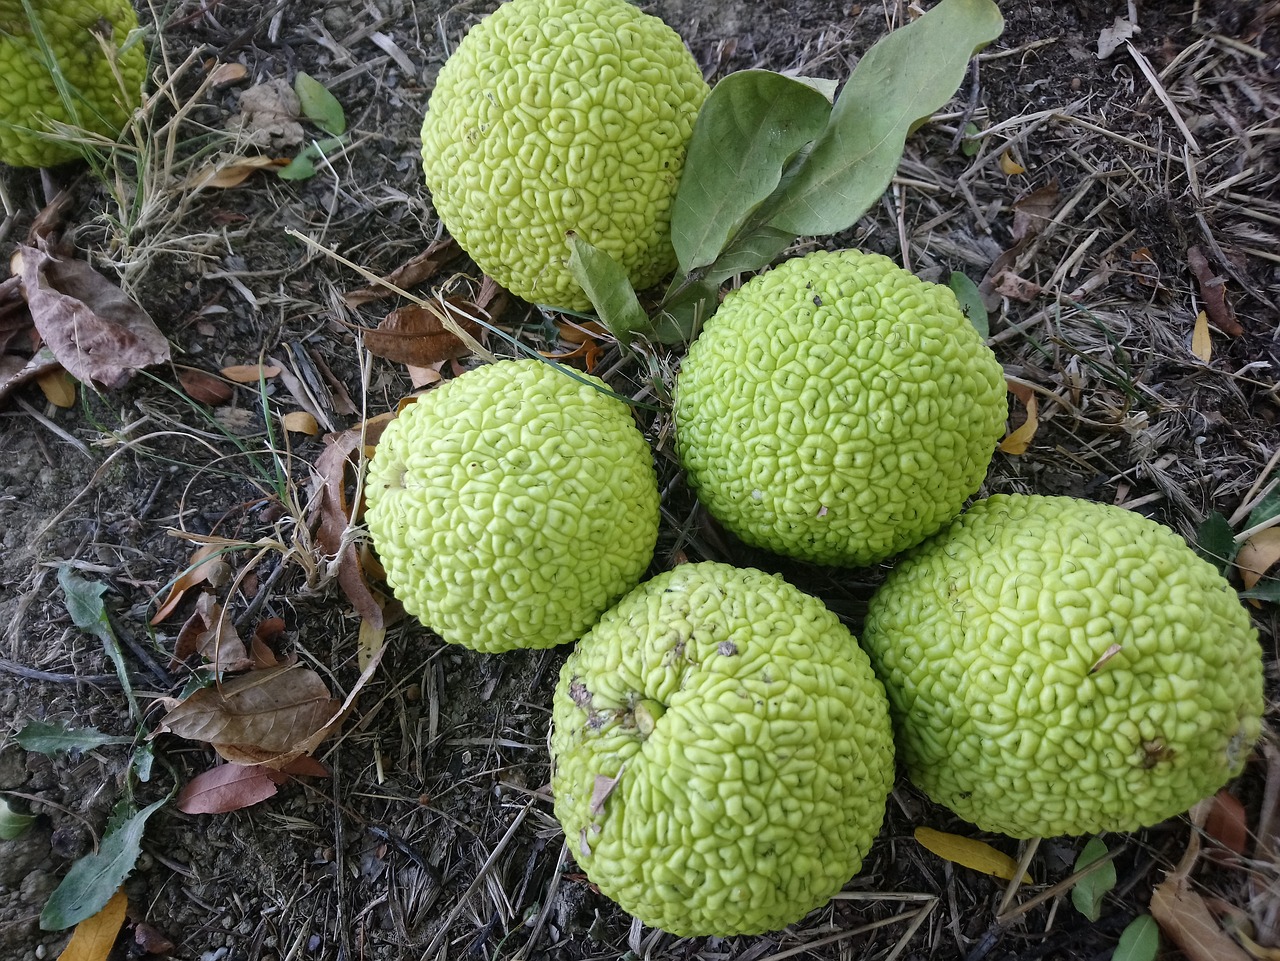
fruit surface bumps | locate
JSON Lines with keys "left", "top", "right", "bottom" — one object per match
{"left": 676, "top": 248, "right": 1008, "bottom": 567}
{"left": 363, "top": 359, "right": 660, "bottom": 653}
{"left": 420, "top": 0, "right": 708, "bottom": 310}
{"left": 0, "top": 0, "right": 145, "bottom": 167}
{"left": 551, "top": 561, "right": 895, "bottom": 936}
{"left": 862, "top": 493, "right": 1264, "bottom": 838}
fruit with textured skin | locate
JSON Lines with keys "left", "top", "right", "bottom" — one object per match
{"left": 550, "top": 561, "right": 895, "bottom": 936}
{"left": 420, "top": 0, "right": 708, "bottom": 311}
{"left": 861, "top": 493, "right": 1264, "bottom": 838}
{"left": 0, "top": 0, "right": 145, "bottom": 168}
{"left": 675, "top": 249, "right": 1008, "bottom": 568}
{"left": 363, "top": 359, "right": 659, "bottom": 653}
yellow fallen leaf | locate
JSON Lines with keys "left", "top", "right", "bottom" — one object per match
{"left": 37, "top": 368, "right": 77, "bottom": 408}
{"left": 358, "top": 615, "right": 385, "bottom": 672}
{"left": 1236, "top": 528, "right": 1280, "bottom": 591}
{"left": 998, "top": 394, "right": 1038, "bottom": 455}
{"left": 57, "top": 888, "right": 127, "bottom": 961}
{"left": 1000, "top": 151, "right": 1026, "bottom": 175}
{"left": 914, "top": 826, "right": 1033, "bottom": 883}
{"left": 1191, "top": 310, "right": 1212, "bottom": 362}
{"left": 282, "top": 411, "right": 319, "bottom": 435}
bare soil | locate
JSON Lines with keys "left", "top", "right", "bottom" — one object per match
{"left": 1, "top": 1, "right": 1278, "bottom": 960}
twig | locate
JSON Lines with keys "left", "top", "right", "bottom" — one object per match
{"left": 0, "top": 656, "right": 120, "bottom": 686}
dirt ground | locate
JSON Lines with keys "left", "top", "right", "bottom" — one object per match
{"left": 1, "top": 0, "right": 1279, "bottom": 959}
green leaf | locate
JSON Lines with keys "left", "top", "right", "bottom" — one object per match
{"left": 566, "top": 233, "right": 651, "bottom": 346}
{"left": 703, "top": 224, "right": 798, "bottom": 287}
{"left": 1112, "top": 915, "right": 1159, "bottom": 961}
{"left": 949, "top": 270, "right": 989, "bottom": 338}
{"left": 1247, "top": 486, "right": 1280, "bottom": 532}
{"left": 671, "top": 70, "right": 833, "bottom": 273}
{"left": 960, "top": 121, "right": 981, "bottom": 156}
{"left": 294, "top": 72, "right": 346, "bottom": 135}
{"left": 58, "top": 567, "right": 138, "bottom": 721}
{"left": 277, "top": 137, "right": 347, "bottom": 181}
{"left": 0, "top": 799, "right": 35, "bottom": 840}
{"left": 1070, "top": 837, "right": 1117, "bottom": 922}
{"left": 1240, "top": 579, "right": 1280, "bottom": 603}
{"left": 1194, "top": 511, "right": 1237, "bottom": 571}
{"left": 40, "top": 796, "right": 168, "bottom": 930}
{"left": 16, "top": 720, "right": 133, "bottom": 755}
{"left": 651, "top": 276, "right": 720, "bottom": 344}
{"left": 767, "top": 0, "right": 1004, "bottom": 236}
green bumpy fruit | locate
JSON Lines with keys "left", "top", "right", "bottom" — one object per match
{"left": 862, "top": 494, "right": 1264, "bottom": 838}
{"left": 420, "top": 0, "right": 708, "bottom": 311}
{"left": 363, "top": 359, "right": 659, "bottom": 653}
{"left": 675, "top": 249, "right": 1008, "bottom": 568}
{"left": 551, "top": 561, "right": 895, "bottom": 936}
{"left": 0, "top": 0, "right": 145, "bottom": 168}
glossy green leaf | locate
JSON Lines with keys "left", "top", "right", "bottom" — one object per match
{"left": 58, "top": 567, "right": 137, "bottom": 721}
{"left": 294, "top": 72, "right": 346, "bottom": 135}
{"left": 767, "top": 0, "right": 1004, "bottom": 236}
{"left": 566, "top": 233, "right": 651, "bottom": 346}
{"left": 16, "top": 720, "right": 133, "bottom": 755}
{"left": 1112, "top": 915, "right": 1159, "bottom": 961}
{"left": 949, "top": 270, "right": 989, "bottom": 339}
{"left": 1070, "top": 837, "right": 1117, "bottom": 922}
{"left": 40, "top": 797, "right": 167, "bottom": 931}
{"left": 672, "top": 70, "right": 832, "bottom": 273}
{"left": 0, "top": 799, "right": 35, "bottom": 840}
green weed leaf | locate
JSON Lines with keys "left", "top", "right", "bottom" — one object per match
{"left": 0, "top": 799, "right": 35, "bottom": 840}
{"left": 949, "top": 270, "right": 989, "bottom": 338}
{"left": 672, "top": 70, "right": 832, "bottom": 273}
{"left": 294, "top": 72, "right": 346, "bottom": 135}
{"left": 652, "top": 276, "right": 720, "bottom": 344}
{"left": 1112, "top": 915, "right": 1159, "bottom": 961}
{"left": 1070, "top": 837, "right": 1117, "bottom": 921}
{"left": 767, "top": 0, "right": 1004, "bottom": 236}
{"left": 1247, "top": 487, "right": 1280, "bottom": 532}
{"left": 16, "top": 720, "right": 133, "bottom": 755}
{"left": 566, "top": 233, "right": 651, "bottom": 346}
{"left": 277, "top": 136, "right": 347, "bottom": 180}
{"left": 58, "top": 567, "right": 138, "bottom": 721}
{"left": 40, "top": 796, "right": 167, "bottom": 930}
{"left": 1194, "top": 511, "right": 1237, "bottom": 572}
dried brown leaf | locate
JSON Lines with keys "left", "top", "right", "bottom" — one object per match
{"left": 0, "top": 346, "right": 66, "bottom": 405}
{"left": 0, "top": 275, "right": 31, "bottom": 355}
{"left": 1187, "top": 246, "right": 1243, "bottom": 337}
{"left": 177, "top": 367, "right": 234, "bottom": 405}
{"left": 1011, "top": 181, "right": 1060, "bottom": 242}
{"left": 249, "top": 617, "right": 286, "bottom": 669}
{"left": 151, "top": 544, "right": 228, "bottom": 626}
{"left": 208, "top": 62, "right": 249, "bottom": 87}
{"left": 17, "top": 243, "right": 170, "bottom": 389}
{"left": 27, "top": 189, "right": 76, "bottom": 245}
{"left": 176, "top": 763, "right": 284, "bottom": 814}
{"left": 174, "top": 593, "right": 252, "bottom": 674}
{"left": 312, "top": 419, "right": 393, "bottom": 629}
{"left": 187, "top": 155, "right": 287, "bottom": 190}
{"left": 1204, "top": 790, "right": 1248, "bottom": 861}
{"left": 341, "top": 238, "right": 462, "bottom": 307}
{"left": 362, "top": 302, "right": 483, "bottom": 367}
{"left": 156, "top": 664, "right": 339, "bottom": 755}
{"left": 999, "top": 151, "right": 1026, "bottom": 175}
{"left": 1150, "top": 872, "right": 1251, "bottom": 961}
{"left": 992, "top": 270, "right": 1042, "bottom": 302}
